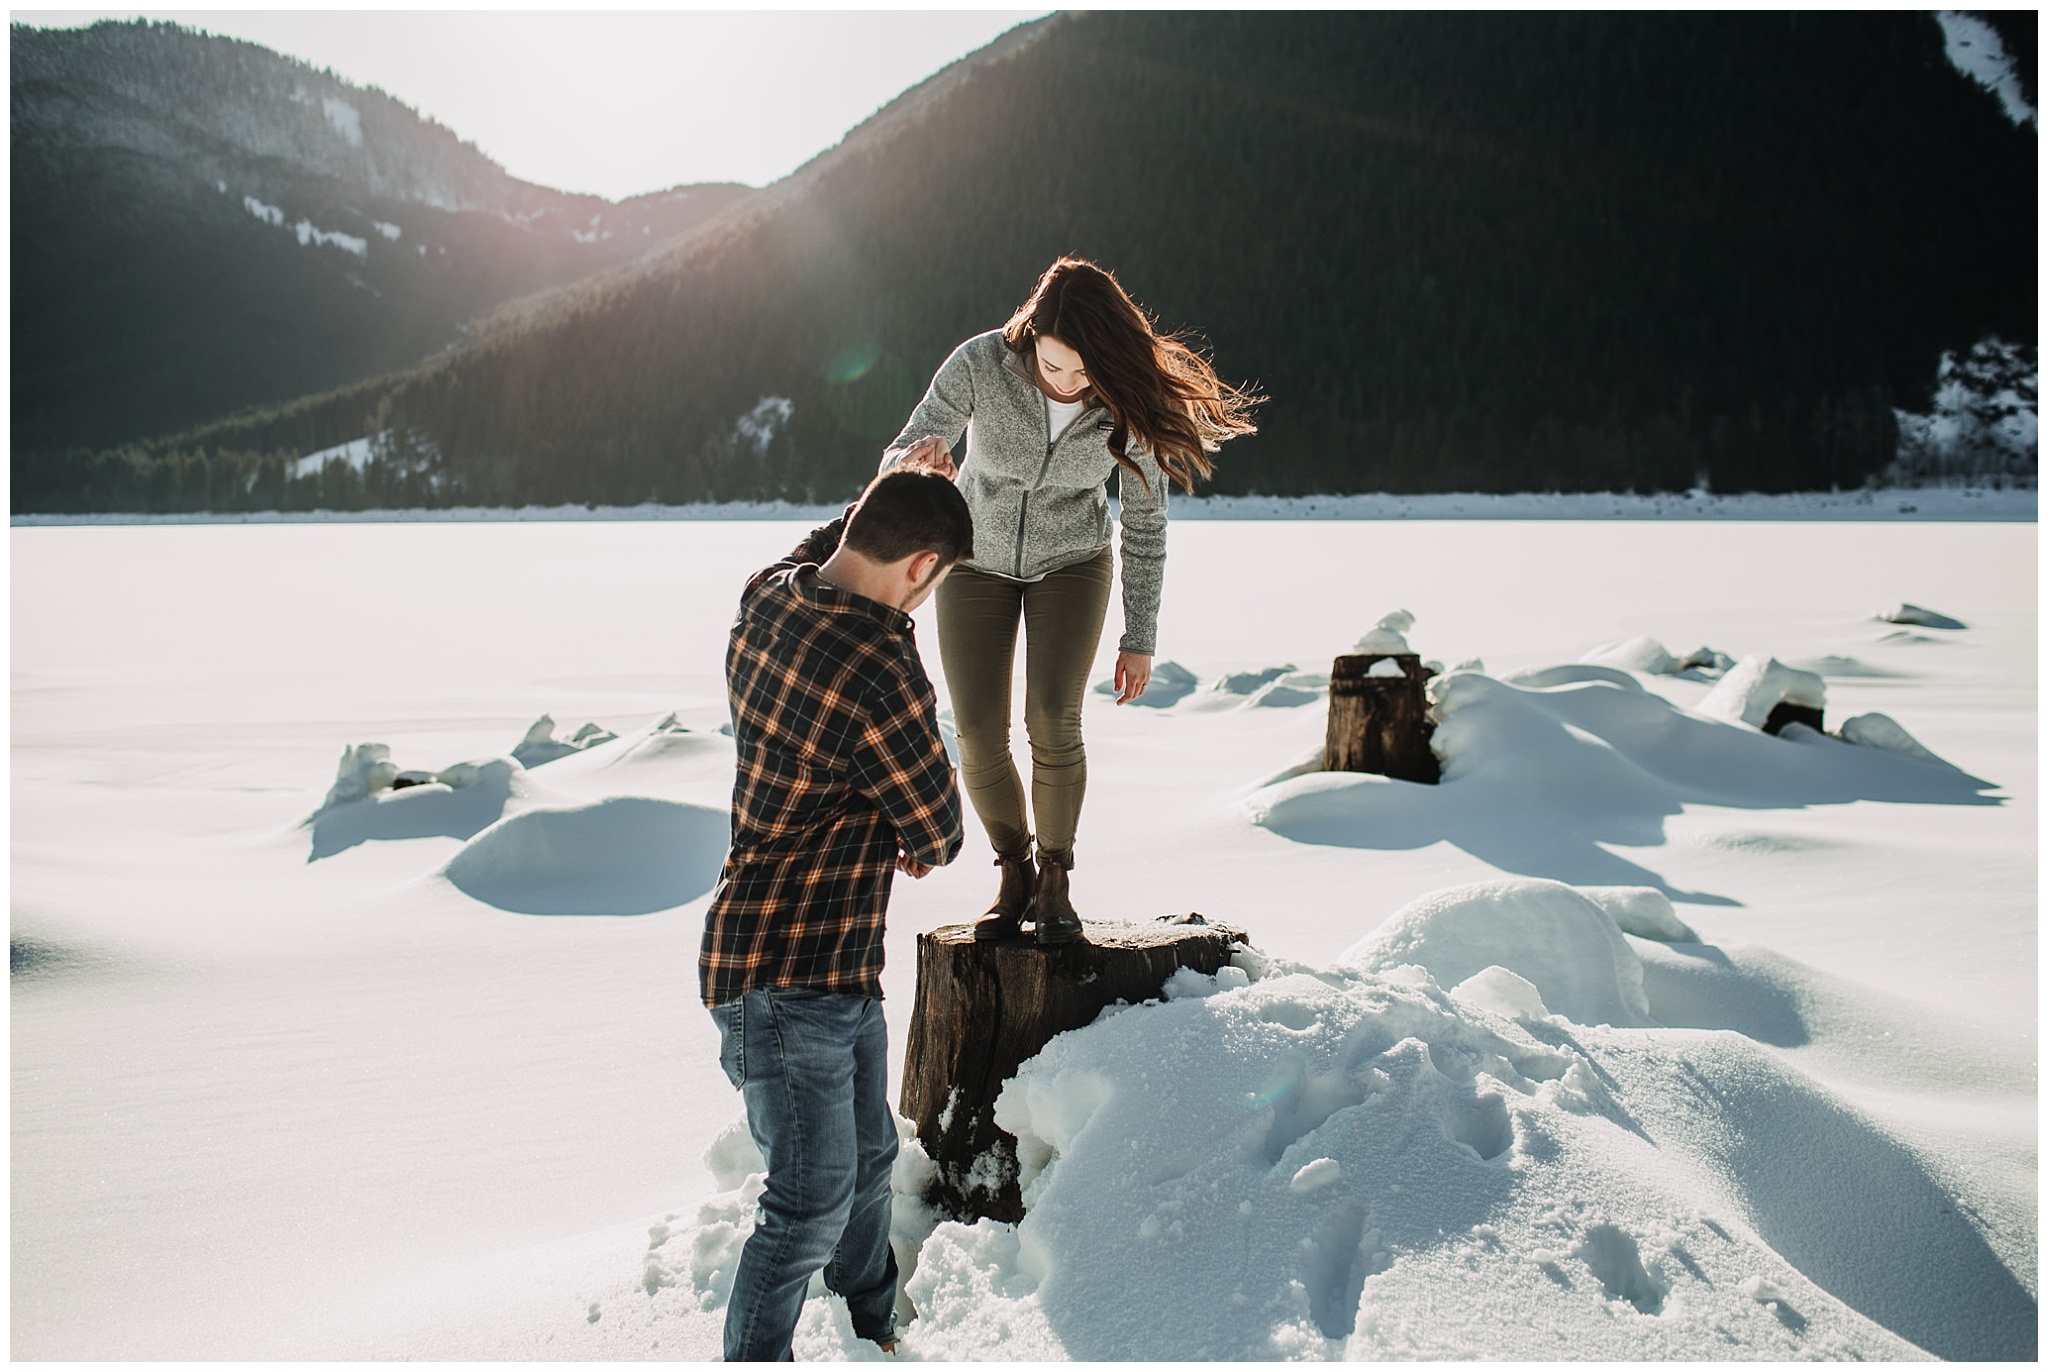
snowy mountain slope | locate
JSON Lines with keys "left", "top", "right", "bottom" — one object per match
{"left": 9, "top": 518, "right": 2035, "bottom": 1359}
{"left": 11, "top": 19, "right": 756, "bottom": 455}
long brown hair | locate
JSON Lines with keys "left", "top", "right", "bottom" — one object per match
{"left": 1001, "top": 257, "right": 1262, "bottom": 494}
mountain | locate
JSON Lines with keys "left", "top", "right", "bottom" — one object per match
{"left": 17, "top": 11, "right": 2037, "bottom": 513}
{"left": 10, "top": 19, "right": 756, "bottom": 456}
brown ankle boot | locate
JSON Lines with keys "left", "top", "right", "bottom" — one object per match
{"left": 1033, "top": 852, "right": 1085, "bottom": 945}
{"left": 972, "top": 853, "right": 1036, "bottom": 940}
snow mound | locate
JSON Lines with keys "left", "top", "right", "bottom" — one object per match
{"left": 323, "top": 742, "right": 400, "bottom": 807}
{"left": 1834, "top": 712, "right": 1944, "bottom": 764}
{"left": 1245, "top": 667, "right": 1995, "bottom": 899}
{"left": 1695, "top": 655, "right": 1826, "bottom": 731}
{"left": 721, "top": 951, "right": 1957, "bottom": 1359}
{"left": 307, "top": 754, "right": 527, "bottom": 860}
{"left": 1449, "top": 965, "right": 1551, "bottom": 1021}
{"left": 1094, "top": 659, "right": 1199, "bottom": 708}
{"left": 512, "top": 714, "right": 619, "bottom": 767}
{"left": 1353, "top": 608, "right": 1415, "bottom": 655}
{"left": 1876, "top": 602, "right": 1967, "bottom": 631}
{"left": 1197, "top": 662, "right": 1330, "bottom": 710}
{"left": 1785, "top": 654, "right": 1904, "bottom": 679}
{"left": 1583, "top": 635, "right": 1733, "bottom": 678}
{"left": 1248, "top": 671, "right": 1328, "bottom": 708}
{"left": 1212, "top": 664, "right": 1297, "bottom": 695}
{"left": 1339, "top": 878, "right": 1653, "bottom": 1028}
{"left": 442, "top": 796, "right": 729, "bottom": 915}
{"left": 1576, "top": 885, "right": 1696, "bottom": 942}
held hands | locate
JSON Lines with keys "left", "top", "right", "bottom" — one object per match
{"left": 1113, "top": 652, "right": 1153, "bottom": 705}
{"left": 892, "top": 436, "right": 958, "bottom": 481}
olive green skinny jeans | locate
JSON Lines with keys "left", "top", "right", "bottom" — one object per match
{"left": 934, "top": 546, "right": 1114, "bottom": 868}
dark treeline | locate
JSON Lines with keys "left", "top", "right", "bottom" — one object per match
{"left": 18, "top": 11, "right": 2036, "bottom": 513}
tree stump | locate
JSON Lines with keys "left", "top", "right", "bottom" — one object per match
{"left": 1323, "top": 652, "right": 1440, "bottom": 783}
{"left": 900, "top": 914, "right": 1247, "bottom": 1224}
{"left": 1762, "top": 701, "right": 1824, "bottom": 736}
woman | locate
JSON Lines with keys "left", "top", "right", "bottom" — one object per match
{"left": 881, "top": 257, "right": 1261, "bottom": 943}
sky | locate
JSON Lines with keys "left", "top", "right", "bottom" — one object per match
{"left": 12, "top": 8, "right": 1049, "bottom": 199}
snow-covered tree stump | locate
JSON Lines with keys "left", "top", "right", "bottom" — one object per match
{"left": 1323, "top": 652, "right": 1440, "bottom": 783}
{"left": 900, "top": 915, "right": 1247, "bottom": 1224}
{"left": 1762, "top": 702, "right": 1824, "bottom": 736}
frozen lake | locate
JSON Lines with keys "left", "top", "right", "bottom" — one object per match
{"left": 11, "top": 518, "right": 2037, "bottom": 1358}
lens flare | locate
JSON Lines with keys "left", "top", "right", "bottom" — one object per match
{"left": 1242, "top": 1055, "right": 1305, "bottom": 1113}
{"left": 823, "top": 341, "right": 880, "bottom": 385}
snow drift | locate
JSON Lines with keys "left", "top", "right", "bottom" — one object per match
{"left": 1244, "top": 665, "right": 1995, "bottom": 899}
{"left": 443, "top": 796, "right": 729, "bottom": 916}
{"left": 643, "top": 891, "right": 2032, "bottom": 1359}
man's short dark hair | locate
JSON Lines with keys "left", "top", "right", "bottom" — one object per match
{"left": 843, "top": 469, "right": 974, "bottom": 567}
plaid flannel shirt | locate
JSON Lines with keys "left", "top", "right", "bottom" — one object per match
{"left": 700, "top": 519, "right": 963, "bottom": 1008}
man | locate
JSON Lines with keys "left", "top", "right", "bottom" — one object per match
{"left": 701, "top": 468, "right": 973, "bottom": 1361}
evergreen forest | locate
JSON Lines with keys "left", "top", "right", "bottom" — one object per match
{"left": 15, "top": 10, "right": 2038, "bottom": 513}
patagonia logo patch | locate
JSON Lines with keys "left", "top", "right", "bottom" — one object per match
{"left": 1095, "top": 419, "right": 1115, "bottom": 432}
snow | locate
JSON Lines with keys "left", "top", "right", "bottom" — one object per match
{"left": 14, "top": 485, "right": 2038, "bottom": 527}
{"left": 1835, "top": 712, "right": 1943, "bottom": 764}
{"left": 294, "top": 217, "right": 369, "bottom": 258}
{"left": 1880, "top": 600, "right": 1968, "bottom": 630}
{"left": 290, "top": 435, "right": 377, "bottom": 479}
{"left": 10, "top": 517, "right": 2035, "bottom": 1359}
{"left": 1353, "top": 608, "right": 1415, "bottom": 654}
{"left": 1340, "top": 878, "right": 1655, "bottom": 1027}
{"left": 1695, "top": 655, "right": 1827, "bottom": 730}
{"left": 732, "top": 395, "right": 795, "bottom": 456}
{"left": 374, "top": 219, "right": 403, "bottom": 241}
{"left": 322, "top": 94, "right": 365, "bottom": 147}
{"left": 1583, "top": 634, "right": 1732, "bottom": 678}
{"left": 1936, "top": 10, "right": 2036, "bottom": 126}
{"left": 243, "top": 194, "right": 285, "bottom": 227}
{"left": 241, "top": 195, "right": 368, "bottom": 258}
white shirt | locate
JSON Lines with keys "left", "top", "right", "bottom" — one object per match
{"left": 1045, "top": 393, "right": 1087, "bottom": 443}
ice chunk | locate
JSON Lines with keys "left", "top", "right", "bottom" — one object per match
{"left": 1836, "top": 712, "right": 1943, "bottom": 763}
{"left": 1876, "top": 602, "right": 1966, "bottom": 630}
{"left": 1341, "top": 877, "right": 1653, "bottom": 1028}
{"left": 1366, "top": 658, "right": 1404, "bottom": 679}
{"left": 1450, "top": 965, "right": 1551, "bottom": 1021}
{"left": 1353, "top": 609, "right": 1415, "bottom": 655}
{"left": 1695, "top": 655, "right": 1826, "bottom": 730}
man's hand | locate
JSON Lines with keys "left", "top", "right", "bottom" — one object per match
{"left": 891, "top": 436, "right": 957, "bottom": 480}
{"left": 1113, "top": 651, "right": 1153, "bottom": 705}
{"left": 896, "top": 851, "right": 933, "bottom": 879}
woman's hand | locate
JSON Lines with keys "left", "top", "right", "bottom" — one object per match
{"left": 897, "top": 850, "right": 933, "bottom": 879}
{"left": 892, "top": 436, "right": 957, "bottom": 480}
{"left": 1112, "top": 652, "right": 1153, "bottom": 705}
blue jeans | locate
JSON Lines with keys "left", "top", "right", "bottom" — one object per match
{"left": 709, "top": 988, "right": 899, "bottom": 1362}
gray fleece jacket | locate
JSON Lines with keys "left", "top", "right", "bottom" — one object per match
{"left": 881, "top": 329, "right": 1170, "bottom": 655}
